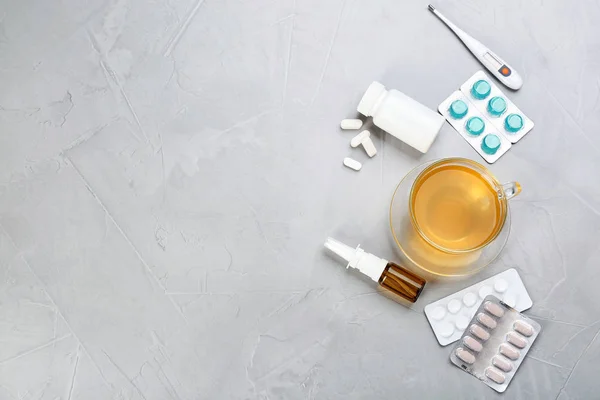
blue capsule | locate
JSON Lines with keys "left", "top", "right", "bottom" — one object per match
{"left": 471, "top": 80, "right": 491, "bottom": 100}
{"left": 505, "top": 113, "right": 524, "bottom": 133}
{"left": 449, "top": 100, "right": 469, "bottom": 119}
{"left": 482, "top": 134, "right": 502, "bottom": 155}
{"left": 487, "top": 96, "right": 507, "bottom": 116}
{"left": 466, "top": 116, "right": 485, "bottom": 136}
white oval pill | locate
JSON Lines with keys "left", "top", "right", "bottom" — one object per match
{"left": 463, "top": 292, "right": 477, "bottom": 307}
{"left": 494, "top": 278, "right": 509, "bottom": 293}
{"left": 455, "top": 315, "right": 469, "bottom": 330}
{"left": 439, "top": 322, "right": 454, "bottom": 338}
{"left": 503, "top": 293, "right": 517, "bottom": 308}
{"left": 361, "top": 136, "right": 377, "bottom": 157}
{"left": 513, "top": 320, "right": 534, "bottom": 337}
{"left": 484, "top": 301, "right": 505, "bottom": 318}
{"left": 479, "top": 285, "right": 493, "bottom": 299}
{"left": 485, "top": 367, "right": 506, "bottom": 384}
{"left": 507, "top": 332, "right": 528, "bottom": 349}
{"left": 340, "top": 119, "right": 363, "bottom": 130}
{"left": 469, "top": 324, "right": 490, "bottom": 341}
{"left": 463, "top": 336, "right": 483, "bottom": 352}
{"left": 492, "top": 355, "right": 513, "bottom": 372}
{"left": 500, "top": 343, "right": 520, "bottom": 360}
{"left": 477, "top": 313, "right": 497, "bottom": 329}
{"left": 455, "top": 347, "right": 476, "bottom": 364}
{"left": 343, "top": 157, "right": 362, "bottom": 171}
{"left": 350, "top": 130, "right": 370, "bottom": 147}
{"left": 447, "top": 299, "right": 462, "bottom": 314}
{"left": 431, "top": 306, "right": 446, "bottom": 320}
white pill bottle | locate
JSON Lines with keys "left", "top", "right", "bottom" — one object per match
{"left": 357, "top": 81, "right": 445, "bottom": 153}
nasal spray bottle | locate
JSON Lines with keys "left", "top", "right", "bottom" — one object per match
{"left": 325, "top": 237, "right": 426, "bottom": 303}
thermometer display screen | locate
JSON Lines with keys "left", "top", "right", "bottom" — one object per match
{"left": 483, "top": 52, "right": 503, "bottom": 69}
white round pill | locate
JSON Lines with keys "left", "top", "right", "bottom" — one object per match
{"left": 479, "top": 285, "right": 493, "bottom": 299}
{"left": 503, "top": 293, "right": 517, "bottom": 308}
{"left": 494, "top": 278, "right": 509, "bottom": 293}
{"left": 455, "top": 315, "right": 469, "bottom": 330}
{"left": 463, "top": 292, "right": 477, "bottom": 307}
{"left": 447, "top": 299, "right": 462, "bottom": 314}
{"left": 439, "top": 322, "right": 454, "bottom": 338}
{"left": 431, "top": 306, "right": 446, "bottom": 320}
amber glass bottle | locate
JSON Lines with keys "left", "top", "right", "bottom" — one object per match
{"left": 325, "top": 237, "right": 426, "bottom": 303}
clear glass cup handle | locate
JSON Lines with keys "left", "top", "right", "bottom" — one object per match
{"left": 501, "top": 182, "right": 522, "bottom": 200}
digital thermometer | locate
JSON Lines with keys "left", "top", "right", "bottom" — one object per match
{"left": 428, "top": 4, "right": 523, "bottom": 90}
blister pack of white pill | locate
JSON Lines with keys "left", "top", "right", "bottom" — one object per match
{"left": 450, "top": 295, "right": 541, "bottom": 393}
{"left": 439, "top": 91, "right": 512, "bottom": 164}
{"left": 424, "top": 268, "right": 532, "bottom": 346}
{"left": 460, "top": 71, "right": 534, "bottom": 144}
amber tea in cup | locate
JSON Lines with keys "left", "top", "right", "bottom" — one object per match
{"left": 410, "top": 160, "right": 507, "bottom": 252}
{"left": 389, "top": 158, "right": 521, "bottom": 277}
{"left": 409, "top": 158, "right": 521, "bottom": 253}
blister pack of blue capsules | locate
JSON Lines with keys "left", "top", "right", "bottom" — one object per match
{"left": 439, "top": 90, "right": 511, "bottom": 164}
{"left": 460, "top": 71, "right": 534, "bottom": 144}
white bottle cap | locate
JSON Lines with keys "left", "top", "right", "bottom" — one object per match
{"left": 357, "top": 81, "right": 387, "bottom": 117}
{"left": 324, "top": 237, "right": 388, "bottom": 282}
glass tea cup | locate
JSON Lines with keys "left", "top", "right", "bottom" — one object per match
{"left": 390, "top": 158, "right": 521, "bottom": 277}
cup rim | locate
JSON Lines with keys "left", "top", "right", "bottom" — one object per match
{"left": 407, "top": 157, "right": 509, "bottom": 254}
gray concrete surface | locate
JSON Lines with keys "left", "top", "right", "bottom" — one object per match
{"left": 1, "top": 0, "right": 599, "bottom": 398}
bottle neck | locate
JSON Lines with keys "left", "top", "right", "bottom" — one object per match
{"left": 348, "top": 250, "right": 388, "bottom": 282}
{"left": 368, "top": 90, "right": 387, "bottom": 116}
{"left": 357, "top": 82, "right": 388, "bottom": 117}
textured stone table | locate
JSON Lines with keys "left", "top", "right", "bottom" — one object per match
{"left": 1, "top": 0, "right": 599, "bottom": 398}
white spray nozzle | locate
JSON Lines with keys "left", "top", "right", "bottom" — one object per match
{"left": 324, "top": 237, "right": 388, "bottom": 282}
{"left": 324, "top": 237, "right": 364, "bottom": 269}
